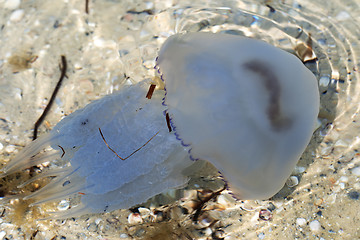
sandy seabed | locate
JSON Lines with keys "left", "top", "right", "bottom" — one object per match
{"left": 0, "top": 0, "right": 360, "bottom": 239}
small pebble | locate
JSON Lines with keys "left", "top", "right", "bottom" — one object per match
{"left": 224, "top": 236, "right": 234, "bottom": 240}
{"left": 258, "top": 232, "right": 265, "bottom": 239}
{"left": 338, "top": 176, "right": 348, "bottom": 183}
{"left": 296, "top": 217, "right": 307, "bottom": 226}
{"left": 9, "top": 9, "right": 24, "bottom": 22}
{"left": 134, "top": 228, "right": 146, "bottom": 237}
{"left": 106, "top": 218, "right": 119, "bottom": 224}
{"left": 241, "top": 200, "right": 259, "bottom": 211}
{"left": 347, "top": 191, "right": 360, "bottom": 200}
{"left": 0, "top": 231, "right": 6, "bottom": 240}
{"left": 87, "top": 223, "right": 97, "bottom": 232}
{"left": 336, "top": 11, "right": 350, "bottom": 21}
{"left": 120, "top": 233, "right": 129, "bottom": 238}
{"left": 198, "top": 215, "right": 213, "bottom": 228}
{"left": 74, "top": 62, "right": 83, "bottom": 70}
{"left": 79, "top": 79, "right": 94, "bottom": 94}
{"left": 259, "top": 209, "right": 272, "bottom": 221}
{"left": 57, "top": 200, "right": 70, "bottom": 211}
{"left": 12, "top": 88, "right": 22, "bottom": 100}
{"left": 4, "top": 144, "right": 16, "bottom": 153}
{"left": 266, "top": 202, "right": 276, "bottom": 211}
{"left": 4, "top": 0, "right": 21, "bottom": 10}
{"left": 54, "top": 219, "right": 66, "bottom": 226}
{"left": 213, "top": 229, "right": 226, "bottom": 238}
{"left": 319, "top": 76, "right": 330, "bottom": 87}
{"left": 94, "top": 218, "right": 102, "bottom": 225}
{"left": 0, "top": 142, "right": 3, "bottom": 151}
{"left": 314, "top": 198, "right": 323, "bottom": 206}
{"left": 319, "top": 145, "right": 332, "bottom": 156}
{"left": 145, "top": 1, "right": 154, "bottom": 9}
{"left": 354, "top": 182, "right": 360, "bottom": 189}
{"left": 286, "top": 176, "right": 299, "bottom": 187}
{"left": 334, "top": 139, "right": 348, "bottom": 148}
{"left": 203, "top": 227, "right": 212, "bottom": 236}
{"left": 217, "top": 194, "right": 234, "bottom": 208}
{"left": 143, "top": 60, "right": 155, "bottom": 69}
{"left": 309, "top": 220, "right": 321, "bottom": 231}
{"left": 351, "top": 167, "right": 360, "bottom": 176}
{"left": 294, "top": 166, "right": 306, "bottom": 174}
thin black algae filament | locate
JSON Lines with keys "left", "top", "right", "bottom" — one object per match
{"left": 30, "top": 55, "right": 67, "bottom": 177}
{"left": 85, "top": 0, "right": 89, "bottom": 14}
{"left": 166, "top": 112, "right": 172, "bottom": 132}
{"left": 33, "top": 55, "right": 67, "bottom": 140}
{"left": 192, "top": 183, "right": 228, "bottom": 222}
{"left": 98, "top": 127, "right": 159, "bottom": 160}
{"left": 57, "top": 145, "right": 65, "bottom": 158}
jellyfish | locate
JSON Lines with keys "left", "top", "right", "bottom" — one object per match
{"left": 0, "top": 32, "right": 319, "bottom": 218}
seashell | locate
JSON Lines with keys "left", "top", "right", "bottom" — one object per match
{"left": 216, "top": 194, "right": 235, "bottom": 209}
{"left": 138, "top": 207, "right": 151, "bottom": 217}
{"left": 0, "top": 32, "right": 319, "bottom": 219}
{"left": 128, "top": 212, "right": 143, "bottom": 225}
{"left": 197, "top": 212, "right": 214, "bottom": 228}
{"left": 258, "top": 208, "right": 272, "bottom": 221}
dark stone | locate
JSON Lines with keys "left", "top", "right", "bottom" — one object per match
{"left": 348, "top": 191, "right": 360, "bottom": 200}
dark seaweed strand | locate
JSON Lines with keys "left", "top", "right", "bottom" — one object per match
{"left": 165, "top": 112, "right": 172, "bottom": 132}
{"left": 192, "top": 182, "right": 228, "bottom": 222}
{"left": 145, "top": 84, "right": 156, "bottom": 99}
{"left": 33, "top": 55, "right": 67, "bottom": 140}
{"left": 99, "top": 127, "right": 159, "bottom": 161}
{"left": 155, "top": 56, "right": 198, "bottom": 161}
{"left": 85, "top": 0, "right": 89, "bottom": 14}
{"left": 0, "top": 209, "right": 5, "bottom": 217}
{"left": 58, "top": 145, "right": 65, "bottom": 158}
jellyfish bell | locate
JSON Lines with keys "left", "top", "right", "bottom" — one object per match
{"left": 157, "top": 32, "right": 320, "bottom": 199}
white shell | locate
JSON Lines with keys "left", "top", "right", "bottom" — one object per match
{"left": 157, "top": 32, "right": 319, "bottom": 199}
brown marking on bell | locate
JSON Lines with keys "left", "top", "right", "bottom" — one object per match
{"left": 146, "top": 84, "right": 156, "bottom": 99}
{"left": 243, "top": 60, "right": 292, "bottom": 131}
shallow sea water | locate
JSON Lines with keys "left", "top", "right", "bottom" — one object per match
{"left": 0, "top": 0, "right": 360, "bottom": 239}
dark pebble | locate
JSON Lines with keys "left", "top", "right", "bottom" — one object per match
{"left": 348, "top": 191, "right": 359, "bottom": 200}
